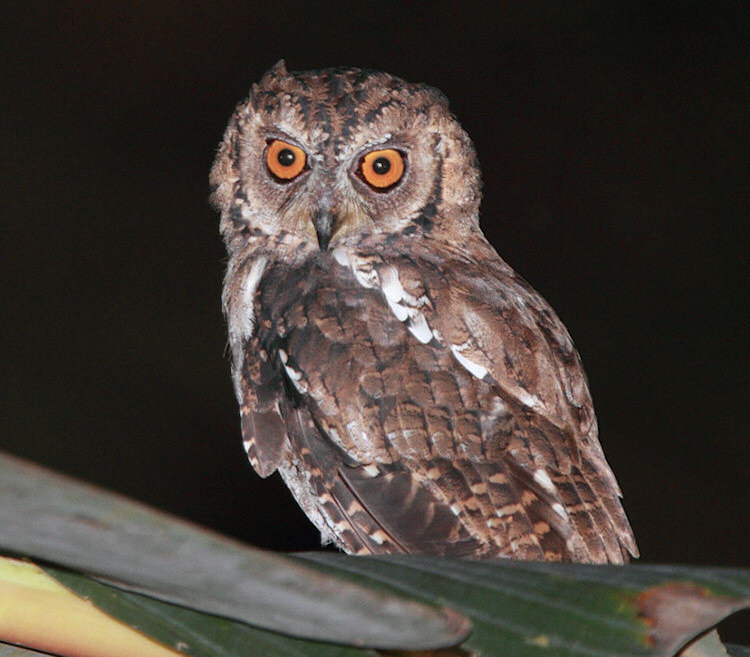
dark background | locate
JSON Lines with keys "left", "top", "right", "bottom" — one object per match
{"left": 3, "top": 0, "right": 748, "bottom": 642}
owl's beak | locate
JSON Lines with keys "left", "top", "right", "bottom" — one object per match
{"left": 313, "top": 208, "right": 334, "bottom": 251}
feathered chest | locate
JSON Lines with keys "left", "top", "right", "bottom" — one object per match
{"left": 244, "top": 251, "right": 486, "bottom": 455}
{"left": 256, "top": 254, "right": 411, "bottom": 354}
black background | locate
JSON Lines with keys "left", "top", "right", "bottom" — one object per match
{"left": 3, "top": 1, "right": 749, "bottom": 643}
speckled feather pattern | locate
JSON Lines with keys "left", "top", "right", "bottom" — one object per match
{"left": 212, "top": 62, "right": 638, "bottom": 563}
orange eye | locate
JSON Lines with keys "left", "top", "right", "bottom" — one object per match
{"left": 265, "top": 139, "right": 307, "bottom": 181}
{"left": 359, "top": 148, "right": 405, "bottom": 189}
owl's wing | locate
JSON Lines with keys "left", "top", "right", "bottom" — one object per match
{"left": 412, "top": 248, "right": 639, "bottom": 563}
{"left": 246, "top": 246, "right": 637, "bottom": 562}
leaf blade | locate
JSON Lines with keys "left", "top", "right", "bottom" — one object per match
{"left": 293, "top": 553, "right": 750, "bottom": 657}
{"left": 0, "top": 452, "right": 469, "bottom": 650}
{"left": 46, "top": 563, "right": 372, "bottom": 657}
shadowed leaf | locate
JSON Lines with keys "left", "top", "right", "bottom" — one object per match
{"left": 0, "top": 452, "right": 468, "bottom": 651}
{"left": 293, "top": 553, "right": 750, "bottom": 656}
{"left": 45, "top": 563, "right": 375, "bottom": 657}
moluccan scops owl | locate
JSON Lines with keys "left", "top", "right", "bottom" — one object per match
{"left": 211, "top": 61, "right": 638, "bottom": 564}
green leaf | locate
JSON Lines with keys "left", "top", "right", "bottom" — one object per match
{"left": 1, "top": 451, "right": 748, "bottom": 657}
{"left": 44, "top": 554, "right": 750, "bottom": 657}
{"left": 46, "top": 564, "right": 373, "bottom": 657}
{"left": 0, "top": 452, "right": 467, "bottom": 651}
{"left": 294, "top": 553, "right": 750, "bottom": 656}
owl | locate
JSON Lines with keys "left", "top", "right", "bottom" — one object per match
{"left": 211, "top": 61, "right": 638, "bottom": 564}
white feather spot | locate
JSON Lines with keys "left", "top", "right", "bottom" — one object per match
{"left": 332, "top": 247, "right": 349, "bottom": 267}
{"left": 385, "top": 295, "right": 409, "bottom": 321}
{"left": 349, "top": 259, "right": 440, "bottom": 347}
{"left": 552, "top": 503, "right": 567, "bottom": 519}
{"left": 379, "top": 266, "right": 436, "bottom": 340}
{"left": 345, "top": 422, "right": 359, "bottom": 443}
{"left": 362, "top": 464, "right": 379, "bottom": 477}
{"left": 533, "top": 469, "right": 556, "bottom": 494}
{"left": 379, "top": 266, "right": 406, "bottom": 303}
{"left": 354, "top": 267, "right": 378, "bottom": 289}
{"left": 234, "top": 256, "right": 268, "bottom": 340}
{"left": 407, "top": 313, "right": 433, "bottom": 343}
{"left": 490, "top": 398, "right": 509, "bottom": 418}
{"left": 517, "top": 390, "right": 542, "bottom": 409}
{"left": 450, "top": 344, "right": 489, "bottom": 379}
{"left": 284, "top": 364, "right": 302, "bottom": 382}
{"left": 379, "top": 267, "right": 409, "bottom": 320}
{"left": 369, "top": 530, "right": 388, "bottom": 545}
{"left": 278, "top": 350, "right": 307, "bottom": 393}
{"left": 286, "top": 373, "right": 308, "bottom": 394}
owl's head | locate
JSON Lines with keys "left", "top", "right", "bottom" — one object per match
{"left": 211, "top": 61, "right": 482, "bottom": 256}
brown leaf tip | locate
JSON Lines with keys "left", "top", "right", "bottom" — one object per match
{"left": 636, "top": 582, "right": 747, "bottom": 651}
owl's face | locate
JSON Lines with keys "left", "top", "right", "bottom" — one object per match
{"left": 211, "top": 61, "right": 482, "bottom": 257}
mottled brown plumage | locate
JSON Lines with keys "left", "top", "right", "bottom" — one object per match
{"left": 211, "top": 61, "right": 638, "bottom": 563}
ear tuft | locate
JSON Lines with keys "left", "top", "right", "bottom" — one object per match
{"left": 269, "top": 59, "right": 289, "bottom": 77}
